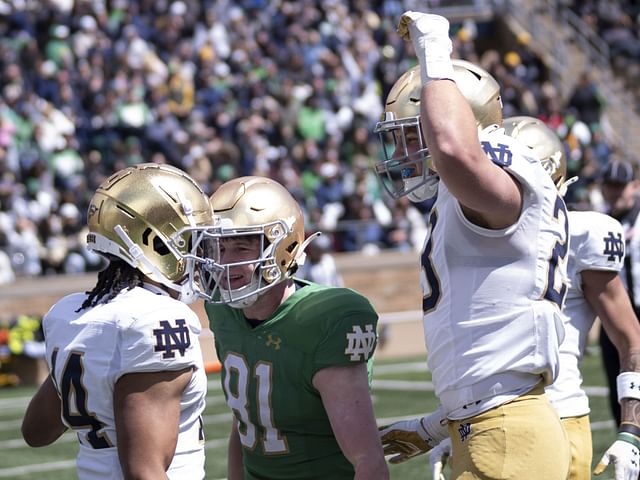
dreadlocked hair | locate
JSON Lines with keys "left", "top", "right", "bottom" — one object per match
{"left": 76, "top": 257, "right": 144, "bottom": 311}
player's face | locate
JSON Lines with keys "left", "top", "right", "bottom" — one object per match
{"left": 216, "top": 236, "right": 261, "bottom": 289}
{"left": 392, "top": 128, "right": 424, "bottom": 178}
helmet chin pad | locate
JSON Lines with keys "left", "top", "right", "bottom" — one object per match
{"left": 220, "top": 277, "right": 262, "bottom": 308}
{"left": 406, "top": 176, "right": 439, "bottom": 202}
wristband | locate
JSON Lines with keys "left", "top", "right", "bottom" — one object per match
{"left": 619, "top": 422, "right": 640, "bottom": 437}
{"left": 617, "top": 431, "right": 640, "bottom": 450}
{"left": 404, "top": 14, "right": 454, "bottom": 85}
{"left": 414, "top": 35, "right": 454, "bottom": 86}
{"left": 419, "top": 405, "right": 449, "bottom": 445}
{"left": 617, "top": 372, "right": 640, "bottom": 402}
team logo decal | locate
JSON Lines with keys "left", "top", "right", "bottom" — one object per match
{"left": 603, "top": 231, "right": 624, "bottom": 262}
{"left": 153, "top": 319, "right": 191, "bottom": 358}
{"left": 481, "top": 141, "right": 512, "bottom": 167}
{"left": 628, "top": 380, "right": 640, "bottom": 394}
{"left": 265, "top": 334, "right": 282, "bottom": 350}
{"left": 344, "top": 324, "right": 376, "bottom": 361}
{"left": 458, "top": 422, "right": 471, "bottom": 443}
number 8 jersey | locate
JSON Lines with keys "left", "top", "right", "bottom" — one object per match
{"left": 42, "top": 285, "right": 207, "bottom": 480}
{"left": 422, "top": 126, "right": 569, "bottom": 420}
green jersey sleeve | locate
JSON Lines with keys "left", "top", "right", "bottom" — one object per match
{"left": 308, "top": 287, "right": 379, "bottom": 374}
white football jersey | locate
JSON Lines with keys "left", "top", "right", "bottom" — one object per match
{"left": 546, "top": 210, "right": 625, "bottom": 418}
{"left": 422, "top": 126, "right": 568, "bottom": 419}
{"left": 43, "top": 285, "right": 206, "bottom": 480}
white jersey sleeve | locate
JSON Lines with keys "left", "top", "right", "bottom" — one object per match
{"left": 570, "top": 210, "right": 625, "bottom": 277}
{"left": 119, "top": 298, "right": 203, "bottom": 378}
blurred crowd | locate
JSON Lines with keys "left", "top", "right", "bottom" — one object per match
{"left": 0, "top": 0, "right": 637, "bottom": 283}
{"left": 566, "top": 0, "right": 640, "bottom": 113}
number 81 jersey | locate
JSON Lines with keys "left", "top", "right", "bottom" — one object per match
{"left": 42, "top": 286, "right": 206, "bottom": 480}
{"left": 421, "top": 127, "right": 569, "bottom": 418}
{"left": 206, "top": 280, "right": 379, "bottom": 480}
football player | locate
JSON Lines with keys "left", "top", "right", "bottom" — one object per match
{"left": 374, "top": 12, "right": 570, "bottom": 479}
{"left": 504, "top": 116, "right": 640, "bottom": 480}
{"left": 200, "top": 176, "right": 389, "bottom": 480}
{"left": 21, "top": 164, "right": 213, "bottom": 479}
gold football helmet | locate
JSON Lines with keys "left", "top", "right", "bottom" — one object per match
{"left": 373, "top": 59, "right": 503, "bottom": 202}
{"left": 503, "top": 116, "right": 569, "bottom": 193}
{"left": 86, "top": 163, "right": 213, "bottom": 303}
{"left": 201, "top": 176, "right": 314, "bottom": 308}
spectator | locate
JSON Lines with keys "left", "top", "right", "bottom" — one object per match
{"left": 297, "top": 233, "right": 344, "bottom": 287}
{"left": 0, "top": 2, "right": 634, "bottom": 281}
{"left": 568, "top": 71, "right": 604, "bottom": 127}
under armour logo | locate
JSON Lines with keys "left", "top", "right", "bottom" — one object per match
{"left": 481, "top": 141, "right": 513, "bottom": 167}
{"left": 458, "top": 423, "right": 471, "bottom": 443}
{"left": 266, "top": 334, "right": 281, "bottom": 350}
{"left": 153, "top": 319, "right": 191, "bottom": 359}
{"left": 344, "top": 324, "right": 376, "bottom": 361}
{"left": 603, "top": 231, "right": 624, "bottom": 262}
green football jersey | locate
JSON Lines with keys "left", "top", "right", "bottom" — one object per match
{"left": 206, "top": 279, "right": 379, "bottom": 480}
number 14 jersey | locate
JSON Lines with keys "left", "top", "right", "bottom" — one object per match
{"left": 42, "top": 285, "right": 206, "bottom": 480}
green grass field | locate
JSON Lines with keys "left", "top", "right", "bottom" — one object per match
{"left": 0, "top": 348, "right": 617, "bottom": 479}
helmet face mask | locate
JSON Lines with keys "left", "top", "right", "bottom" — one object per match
{"left": 200, "top": 176, "right": 307, "bottom": 307}
{"left": 86, "top": 163, "right": 213, "bottom": 303}
{"left": 199, "top": 220, "right": 296, "bottom": 307}
{"left": 374, "top": 113, "right": 435, "bottom": 200}
{"left": 373, "top": 59, "right": 503, "bottom": 202}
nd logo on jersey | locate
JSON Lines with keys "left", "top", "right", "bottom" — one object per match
{"left": 603, "top": 231, "right": 624, "bottom": 262}
{"left": 153, "top": 319, "right": 191, "bottom": 359}
{"left": 344, "top": 324, "right": 376, "bottom": 361}
{"left": 481, "top": 141, "right": 513, "bottom": 166}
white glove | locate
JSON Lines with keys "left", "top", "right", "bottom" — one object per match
{"left": 397, "top": 11, "right": 453, "bottom": 84}
{"left": 429, "top": 438, "right": 452, "bottom": 480}
{"left": 379, "top": 408, "right": 449, "bottom": 464}
{"left": 593, "top": 436, "right": 640, "bottom": 480}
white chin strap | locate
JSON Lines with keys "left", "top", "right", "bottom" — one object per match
{"left": 558, "top": 176, "right": 579, "bottom": 197}
{"left": 176, "top": 282, "right": 199, "bottom": 305}
{"left": 406, "top": 176, "right": 439, "bottom": 202}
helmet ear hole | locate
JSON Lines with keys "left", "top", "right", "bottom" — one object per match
{"left": 142, "top": 228, "right": 152, "bottom": 246}
{"left": 286, "top": 241, "right": 298, "bottom": 253}
{"left": 153, "top": 234, "right": 170, "bottom": 256}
